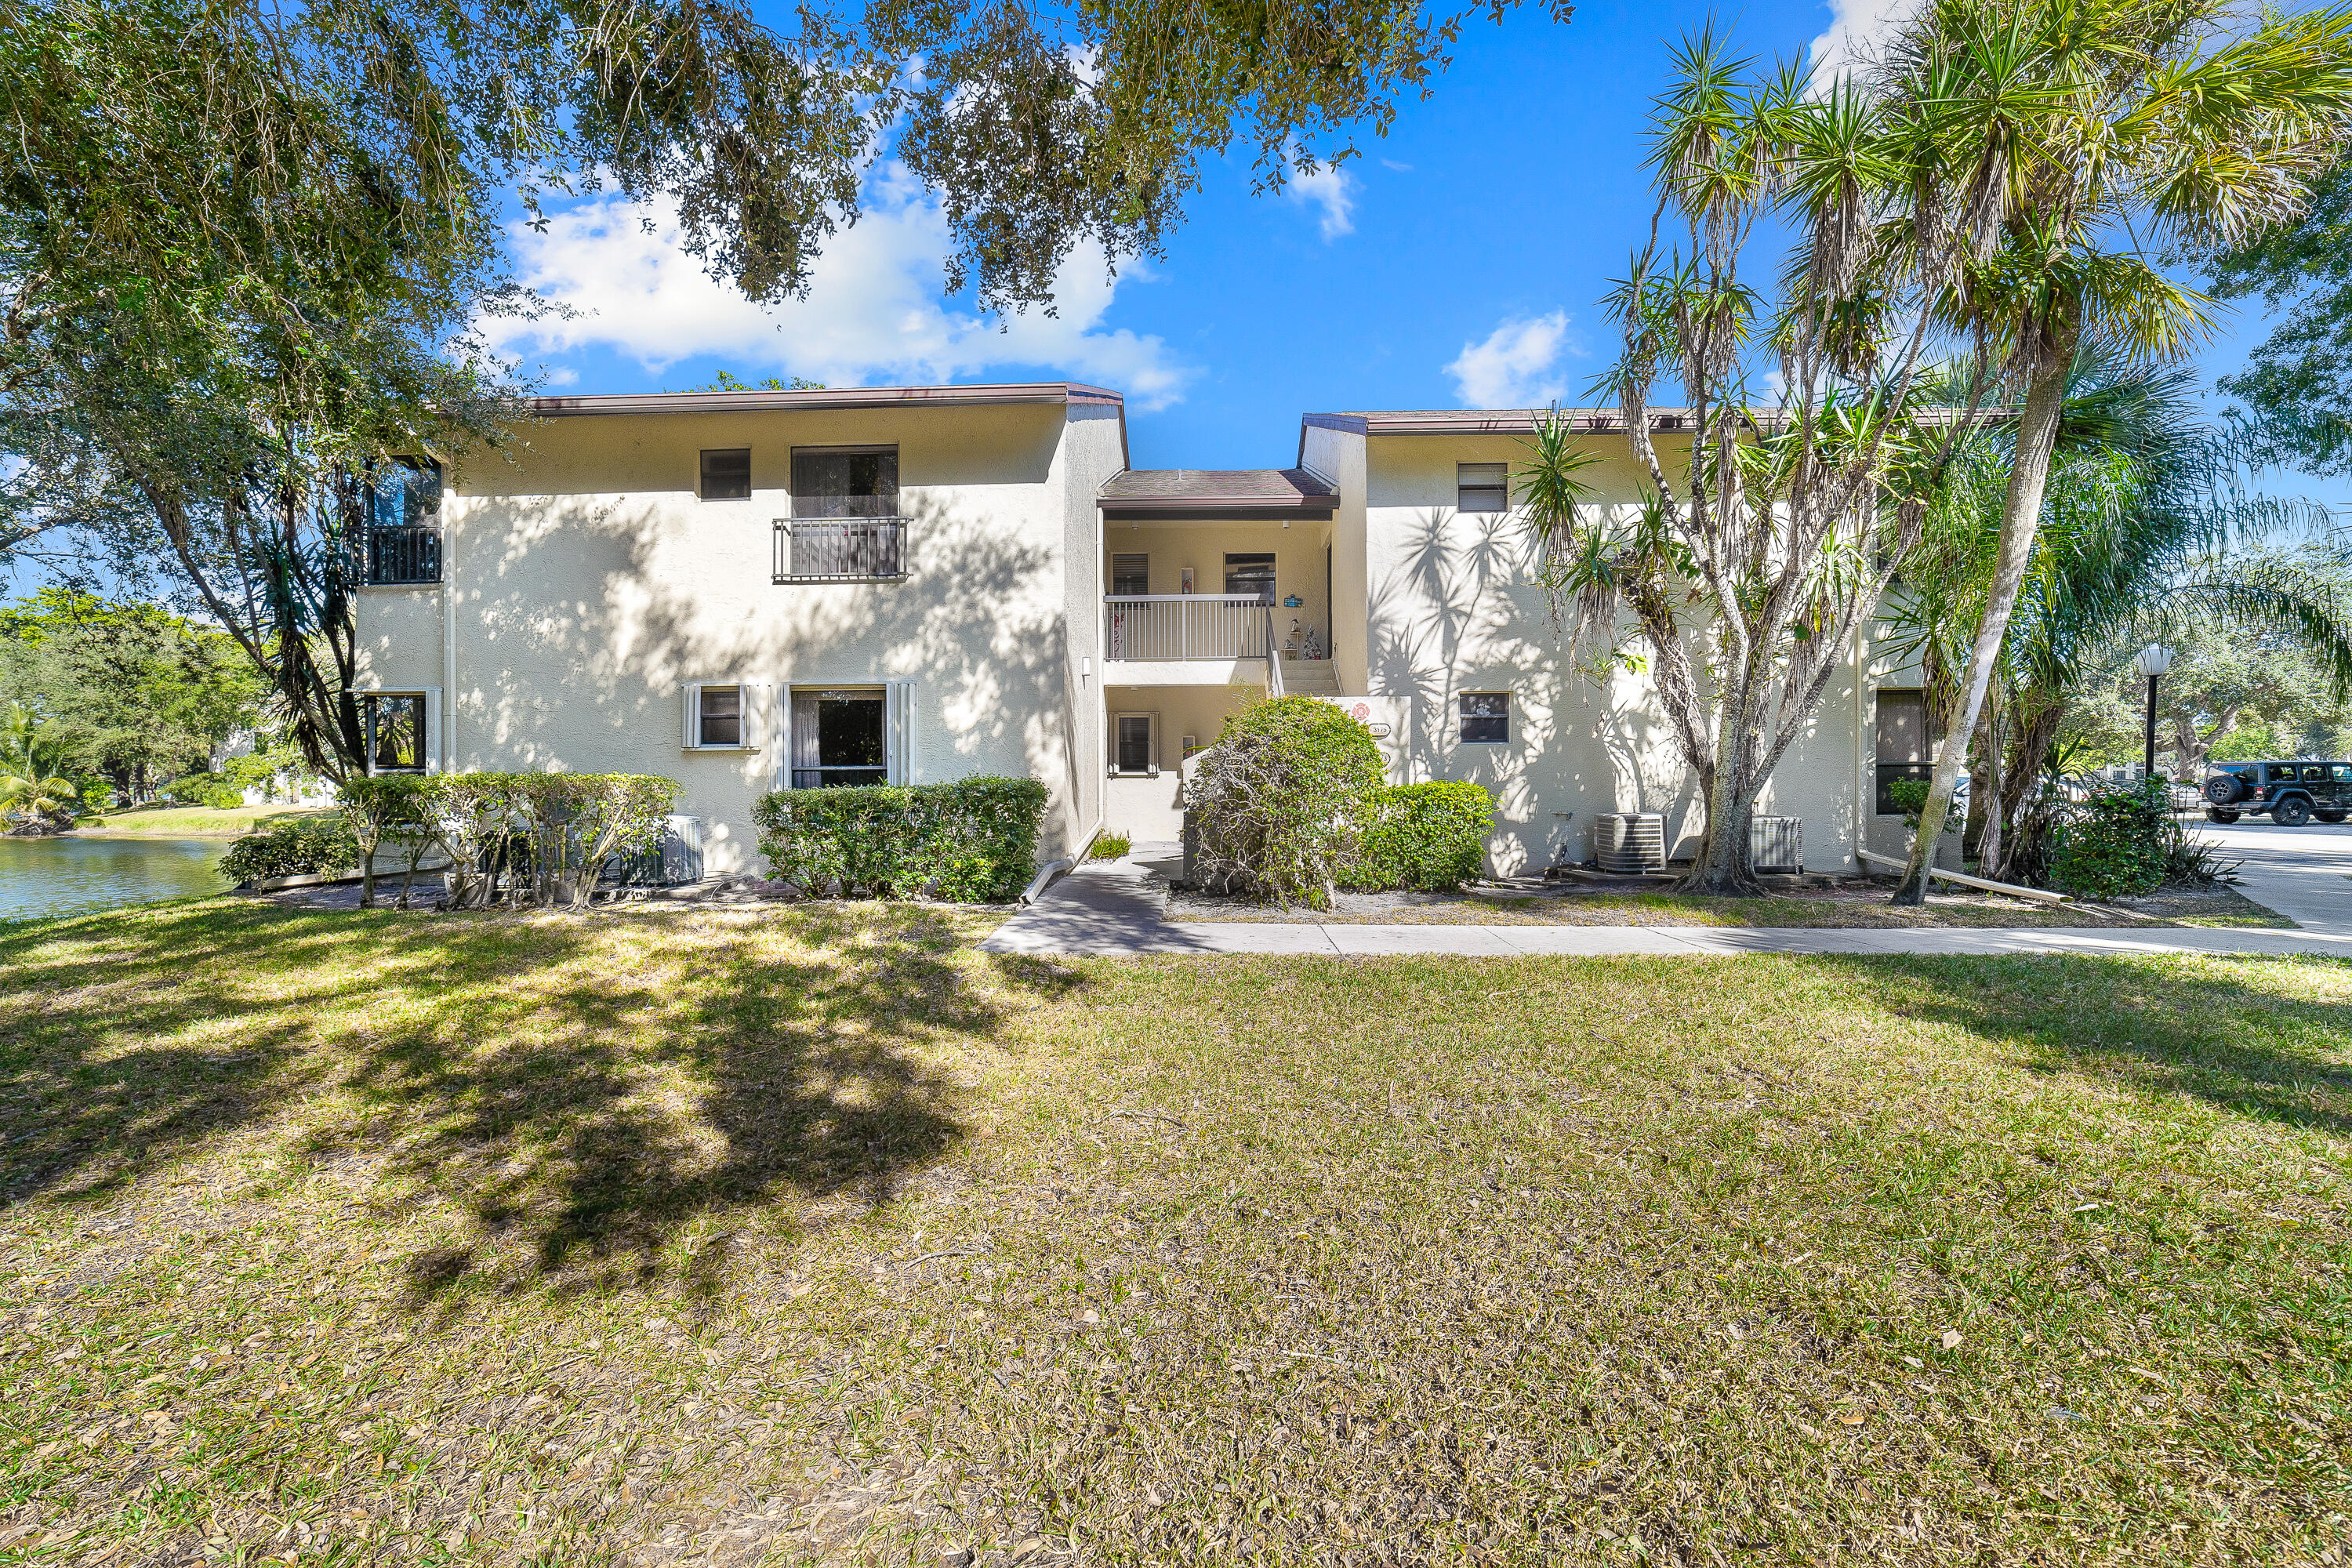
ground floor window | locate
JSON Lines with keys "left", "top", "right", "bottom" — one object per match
{"left": 697, "top": 684, "right": 743, "bottom": 747}
{"left": 790, "top": 688, "right": 887, "bottom": 788}
{"left": 1459, "top": 692, "right": 1510, "bottom": 744}
{"left": 1116, "top": 713, "right": 1155, "bottom": 774}
{"left": 1873, "top": 688, "right": 1936, "bottom": 815}
{"left": 363, "top": 693, "right": 426, "bottom": 773}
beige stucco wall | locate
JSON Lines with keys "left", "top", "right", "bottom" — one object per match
{"left": 1356, "top": 430, "right": 1871, "bottom": 877}
{"left": 1299, "top": 423, "right": 1369, "bottom": 690}
{"left": 355, "top": 401, "right": 1120, "bottom": 875}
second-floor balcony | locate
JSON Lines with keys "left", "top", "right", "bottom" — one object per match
{"left": 1105, "top": 594, "right": 1272, "bottom": 662}
{"left": 363, "top": 526, "right": 442, "bottom": 586}
{"left": 775, "top": 517, "right": 906, "bottom": 582}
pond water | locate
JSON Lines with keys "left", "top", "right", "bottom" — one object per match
{"left": 0, "top": 835, "right": 230, "bottom": 924}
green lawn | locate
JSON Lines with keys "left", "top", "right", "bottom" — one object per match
{"left": 71, "top": 804, "right": 331, "bottom": 839}
{"left": 2, "top": 899, "right": 2347, "bottom": 1563}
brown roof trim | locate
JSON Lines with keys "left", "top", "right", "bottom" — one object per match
{"left": 528, "top": 382, "right": 1124, "bottom": 417}
{"left": 1301, "top": 405, "right": 2002, "bottom": 442}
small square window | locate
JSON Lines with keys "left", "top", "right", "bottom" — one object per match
{"left": 698, "top": 684, "right": 743, "bottom": 747}
{"left": 1457, "top": 463, "right": 1508, "bottom": 514}
{"left": 1460, "top": 692, "right": 1509, "bottom": 743}
{"left": 700, "top": 448, "right": 751, "bottom": 499}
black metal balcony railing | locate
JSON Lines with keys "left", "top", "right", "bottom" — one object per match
{"left": 365, "top": 525, "right": 443, "bottom": 586}
{"left": 775, "top": 517, "right": 905, "bottom": 582}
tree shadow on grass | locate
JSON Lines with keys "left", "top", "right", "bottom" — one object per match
{"left": 0, "top": 898, "right": 1076, "bottom": 1301}
{"left": 1818, "top": 953, "right": 2352, "bottom": 1139}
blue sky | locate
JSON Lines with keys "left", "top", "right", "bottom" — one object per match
{"left": 488, "top": 0, "right": 2304, "bottom": 474}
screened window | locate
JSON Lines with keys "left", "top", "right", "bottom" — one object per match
{"left": 699, "top": 448, "right": 751, "bottom": 499}
{"left": 696, "top": 685, "right": 744, "bottom": 747}
{"left": 1459, "top": 692, "right": 1509, "bottom": 743}
{"left": 1457, "top": 463, "right": 1508, "bottom": 513}
{"left": 1116, "top": 714, "right": 1154, "bottom": 773}
{"left": 363, "top": 694, "right": 425, "bottom": 774}
{"left": 793, "top": 447, "right": 898, "bottom": 517}
{"left": 1874, "top": 688, "right": 1937, "bottom": 815}
{"left": 1224, "top": 553, "right": 1276, "bottom": 603}
{"left": 789, "top": 689, "right": 887, "bottom": 787}
{"left": 1111, "top": 553, "right": 1150, "bottom": 596}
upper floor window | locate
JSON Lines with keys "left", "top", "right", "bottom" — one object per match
{"left": 368, "top": 459, "right": 441, "bottom": 529}
{"left": 793, "top": 446, "right": 898, "bottom": 517}
{"left": 1459, "top": 692, "right": 1510, "bottom": 743}
{"left": 700, "top": 448, "right": 751, "bottom": 499}
{"left": 1457, "top": 463, "right": 1508, "bottom": 513}
{"left": 1111, "top": 553, "right": 1149, "bottom": 596}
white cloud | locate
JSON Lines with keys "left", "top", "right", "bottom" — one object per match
{"left": 1444, "top": 312, "right": 1578, "bottom": 408}
{"left": 482, "top": 165, "right": 1192, "bottom": 410}
{"left": 1284, "top": 159, "right": 1356, "bottom": 241}
{"left": 1808, "top": 0, "right": 1918, "bottom": 89}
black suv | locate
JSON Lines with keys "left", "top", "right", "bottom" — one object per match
{"left": 2203, "top": 760, "right": 2352, "bottom": 826}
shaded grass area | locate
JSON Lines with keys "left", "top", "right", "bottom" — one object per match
{"left": 1167, "top": 880, "right": 2289, "bottom": 927}
{"left": 71, "top": 804, "right": 332, "bottom": 839}
{"left": 2, "top": 899, "right": 2347, "bottom": 1563}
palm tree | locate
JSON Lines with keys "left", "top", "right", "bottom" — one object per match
{"left": 1883, "top": 0, "right": 2352, "bottom": 903}
{"left": 1887, "top": 348, "right": 2352, "bottom": 879}
{"left": 0, "top": 764, "right": 79, "bottom": 832}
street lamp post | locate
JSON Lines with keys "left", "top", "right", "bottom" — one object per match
{"left": 2135, "top": 643, "right": 2174, "bottom": 781}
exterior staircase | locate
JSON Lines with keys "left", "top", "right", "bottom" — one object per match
{"left": 1279, "top": 659, "right": 1341, "bottom": 697}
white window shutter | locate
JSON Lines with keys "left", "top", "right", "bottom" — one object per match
{"left": 424, "top": 687, "right": 444, "bottom": 774}
{"left": 887, "top": 679, "right": 915, "bottom": 784}
{"left": 682, "top": 684, "right": 700, "bottom": 750}
{"left": 750, "top": 682, "right": 772, "bottom": 751}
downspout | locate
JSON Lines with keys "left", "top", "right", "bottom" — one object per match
{"left": 442, "top": 497, "right": 457, "bottom": 772}
{"left": 1851, "top": 612, "right": 1867, "bottom": 873}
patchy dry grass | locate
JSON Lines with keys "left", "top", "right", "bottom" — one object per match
{"left": 1168, "top": 880, "right": 2290, "bottom": 928}
{"left": 2, "top": 899, "right": 2348, "bottom": 1564}
{"left": 71, "top": 804, "right": 332, "bottom": 839}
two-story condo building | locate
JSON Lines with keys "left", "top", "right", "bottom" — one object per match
{"left": 352, "top": 382, "right": 1941, "bottom": 878}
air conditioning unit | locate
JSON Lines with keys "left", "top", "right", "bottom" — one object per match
{"left": 1751, "top": 815, "right": 1803, "bottom": 874}
{"left": 606, "top": 814, "right": 706, "bottom": 886}
{"left": 1594, "top": 812, "right": 1668, "bottom": 874}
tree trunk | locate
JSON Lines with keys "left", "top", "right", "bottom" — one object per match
{"left": 1894, "top": 338, "right": 2076, "bottom": 905}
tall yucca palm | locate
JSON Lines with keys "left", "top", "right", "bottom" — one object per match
{"left": 1882, "top": 0, "right": 2352, "bottom": 903}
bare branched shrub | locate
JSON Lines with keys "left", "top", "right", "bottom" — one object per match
{"left": 1185, "top": 697, "right": 1383, "bottom": 909}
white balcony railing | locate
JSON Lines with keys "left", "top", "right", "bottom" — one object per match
{"left": 1105, "top": 595, "right": 1272, "bottom": 661}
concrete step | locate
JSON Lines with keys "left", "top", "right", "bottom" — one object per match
{"left": 1279, "top": 659, "right": 1341, "bottom": 694}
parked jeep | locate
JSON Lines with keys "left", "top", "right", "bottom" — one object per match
{"left": 2202, "top": 760, "right": 2352, "bottom": 826}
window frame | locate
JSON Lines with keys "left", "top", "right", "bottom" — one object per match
{"left": 1457, "top": 462, "right": 1509, "bottom": 514}
{"left": 682, "top": 681, "right": 762, "bottom": 751}
{"left": 361, "top": 691, "right": 430, "bottom": 775}
{"left": 1113, "top": 711, "right": 1158, "bottom": 775}
{"left": 1110, "top": 552, "right": 1150, "bottom": 597}
{"left": 699, "top": 448, "right": 752, "bottom": 501}
{"left": 1458, "top": 691, "right": 1510, "bottom": 745}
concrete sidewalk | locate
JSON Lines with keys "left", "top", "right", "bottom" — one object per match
{"left": 982, "top": 858, "right": 2352, "bottom": 960}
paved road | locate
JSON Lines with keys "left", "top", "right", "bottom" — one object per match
{"left": 980, "top": 848, "right": 2352, "bottom": 960}
{"left": 2194, "top": 817, "right": 2352, "bottom": 938}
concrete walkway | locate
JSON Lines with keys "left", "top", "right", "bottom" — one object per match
{"left": 982, "top": 849, "right": 2352, "bottom": 960}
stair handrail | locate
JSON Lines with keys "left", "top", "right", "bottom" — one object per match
{"left": 1263, "top": 606, "right": 1285, "bottom": 697}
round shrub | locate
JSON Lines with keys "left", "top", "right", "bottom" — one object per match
{"left": 1348, "top": 780, "right": 1494, "bottom": 891}
{"left": 2047, "top": 779, "right": 2169, "bottom": 900}
{"left": 1185, "top": 696, "right": 1384, "bottom": 909}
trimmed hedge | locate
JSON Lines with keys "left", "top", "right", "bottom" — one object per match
{"left": 753, "top": 776, "right": 1048, "bottom": 902}
{"left": 1348, "top": 780, "right": 1494, "bottom": 891}
{"left": 219, "top": 817, "right": 360, "bottom": 884}
{"left": 343, "top": 772, "right": 680, "bottom": 909}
